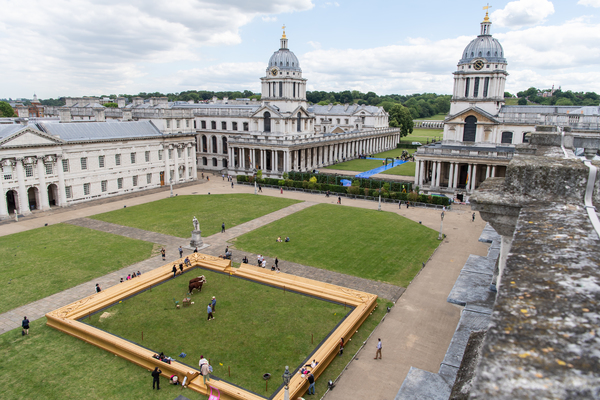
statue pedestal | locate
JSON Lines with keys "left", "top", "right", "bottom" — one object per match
{"left": 190, "top": 230, "right": 203, "bottom": 248}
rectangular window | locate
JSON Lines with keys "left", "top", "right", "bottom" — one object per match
{"left": 179, "top": 169, "right": 183, "bottom": 179}
{"left": 115, "top": 154, "right": 121, "bottom": 166}
{"left": 345, "top": 119, "right": 349, "bottom": 124}
{"left": 45, "top": 163, "right": 53, "bottom": 175}
{"left": 130, "top": 152, "right": 136, "bottom": 164}
{"left": 168, "top": 149, "right": 173, "bottom": 159}
{"left": 473, "top": 77, "right": 480, "bottom": 98}
{"left": 221, "top": 121, "right": 226, "bottom": 130}
{"left": 101, "top": 180, "right": 107, "bottom": 192}
{"left": 98, "top": 155, "right": 105, "bottom": 168}
{"left": 201, "top": 121, "right": 206, "bottom": 129}
{"left": 83, "top": 183, "right": 90, "bottom": 195}
{"left": 176, "top": 120, "right": 181, "bottom": 129}
{"left": 25, "top": 164, "right": 34, "bottom": 177}
{"left": 147, "top": 173, "right": 152, "bottom": 184}
{"left": 170, "top": 170, "right": 174, "bottom": 182}
{"left": 145, "top": 151, "right": 150, "bottom": 162}
{"left": 117, "top": 178, "right": 123, "bottom": 189}
{"left": 158, "top": 150, "right": 163, "bottom": 160}
{"left": 62, "top": 159, "right": 69, "bottom": 172}
{"left": 279, "top": 82, "right": 282, "bottom": 97}
{"left": 166, "top": 120, "right": 171, "bottom": 128}
{"left": 211, "top": 121, "right": 216, "bottom": 129}
{"left": 232, "top": 122, "right": 238, "bottom": 131}
{"left": 186, "top": 120, "right": 190, "bottom": 128}
{"left": 132, "top": 175, "right": 138, "bottom": 186}
{"left": 483, "top": 77, "right": 490, "bottom": 98}
{"left": 80, "top": 157, "right": 87, "bottom": 170}
{"left": 243, "top": 122, "right": 249, "bottom": 131}
{"left": 465, "top": 78, "right": 470, "bottom": 97}
{"left": 65, "top": 186, "right": 72, "bottom": 198}
{"left": 177, "top": 148, "right": 182, "bottom": 158}
{"left": 3, "top": 165, "right": 12, "bottom": 180}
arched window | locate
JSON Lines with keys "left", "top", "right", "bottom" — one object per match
{"left": 297, "top": 112, "right": 301, "bottom": 132}
{"left": 474, "top": 77, "right": 480, "bottom": 97}
{"left": 522, "top": 132, "right": 530, "bottom": 143}
{"left": 483, "top": 77, "right": 490, "bottom": 98}
{"left": 222, "top": 159, "right": 228, "bottom": 167}
{"left": 501, "top": 132, "right": 513, "bottom": 144}
{"left": 264, "top": 112, "right": 271, "bottom": 132}
{"left": 487, "top": 51, "right": 490, "bottom": 56}
{"left": 495, "top": 51, "right": 498, "bottom": 56}
{"left": 286, "top": 61, "right": 289, "bottom": 66}
{"left": 465, "top": 78, "right": 470, "bottom": 97}
{"left": 201, "top": 135, "right": 208, "bottom": 152}
{"left": 211, "top": 136, "right": 218, "bottom": 153}
{"left": 471, "top": 52, "right": 474, "bottom": 57}
{"left": 222, "top": 137, "right": 228, "bottom": 154}
{"left": 478, "top": 51, "right": 482, "bottom": 56}
{"left": 463, "top": 116, "right": 477, "bottom": 142}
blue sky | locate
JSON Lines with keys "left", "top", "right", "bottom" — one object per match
{"left": 1, "top": 0, "right": 599, "bottom": 99}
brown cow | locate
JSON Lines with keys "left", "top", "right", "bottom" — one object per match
{"left": 189, "top": 275, "right": 206, "bottom": 284}
{"left": 188, "top": 281, "right": 203, "bottom": 294}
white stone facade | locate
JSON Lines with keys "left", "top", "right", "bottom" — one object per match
{"left": 0, "top": 121, "right": 197, "bottom": 219}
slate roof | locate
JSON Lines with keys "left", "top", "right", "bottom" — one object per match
{"left": 38, "top": 121, "right": 164, "bottom": 142}
{"left": 0, "top": 125, "right": 26, "bottom": 140}
{"left": 308, "top": 104, "right": 382, "bottom": 116}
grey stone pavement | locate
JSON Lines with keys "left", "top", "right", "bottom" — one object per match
{"left": 0, "top": 197, "right": 403, "bottom": 335}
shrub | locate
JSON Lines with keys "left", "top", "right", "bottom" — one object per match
{"left": 278, "top": 180, "right": 285, "bottom": 186}
{"left": 347, "top": 185, "right": 361, "bottom": 195}
{"left": 364, "top": 188, "right": 370, "bottom": 196}
{"left": 408, "top": 191, "right": 419, "bottom": 202}
{"left": 382, "top": 183, "right": 390, "bottom": 192}
{"left": 237, "top": 175, "right": 247, "bottom": 183}
{"left": 282, "top": 172, "right": 289, "bottom": 179}
{"left": 256, "top": 170, "right": 263, "bottom": 180}
{"left": 309, "top": 176, "right": 317, "bottom": 184}
{"left": 370, "top": 189, "right": 379, "bottom": 197}
{"left": 294, "top": 181, "right": 303, "bottom": 189}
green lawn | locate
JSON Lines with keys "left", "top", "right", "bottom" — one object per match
{"left": 414, "top": 113, "right": 447, "bottom": 120}
{"left": 86, "top": 268, "right": 348, "bottom": 396}
{"left": 91, "top": 194, "right": 301, "bottom": 238}
{"left": 323, "top": 159, "right": 382, "bottom": 172}
{"left": 373, "top": 148, "right": 416, "bottom": 158}
{"left": 233, "top": 204, "right": 439, "bottom": 287}
{"left": 382, "top": 162, "right": 416, "bottom": 177}
{"left": 402, "top": 128, "right": 443, "bottom": 144}
{"left": 0, "top": 224, "right": 155, "bottom": 314}
{"left": 0, "top": 318, "right": 208, "bottom": 400}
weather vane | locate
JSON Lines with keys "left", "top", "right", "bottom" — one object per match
{"left": 282, "top": 24, "right": 286, "bottom": 38}
{"left": 483, "top": 3, "right": 492, "bottom": 21}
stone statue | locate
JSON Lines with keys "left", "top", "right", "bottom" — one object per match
{"left": 192, "top": 216, "right": 199, "bottom": 231}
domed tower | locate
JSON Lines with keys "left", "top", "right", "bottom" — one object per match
{"left": 260, "top": 26, "right": 308, "bottom": 113}
{"left": 449, "top": 11, "right": 508, "bottom": 116}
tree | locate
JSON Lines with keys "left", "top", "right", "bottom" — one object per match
{"left": 504, "top": 92, "right": 513, "bottom": 98}
{"left": 556, "top": 98, "right": 573, "bottom": 106}
{"left": 388, "top": 104, "right": 414, "bottom": 137}
{"left": 103, "top": 102, "right": 118, "bottom": 108}
{"left": 0, "top": 101, "right": 16, "bottom": 117}
{"left": 518, "top": 98, "right": 527, "bottom": 105}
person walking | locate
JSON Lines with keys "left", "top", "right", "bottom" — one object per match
{"left": 339, "top": 337, "right": 344, "bottom": 356}
{"left": 200, "top": 357, "right": 211, "bottom": 385}
{"left": 275, "top": 257, "right": 279, "bottom": 269}
{"left": 472, "top": 212, "right": 476, "bottom": 222}
{"left": 307, "top": 372, "right": 315, "bottom": 395}
{"left": 172, "top": 265, "right": 177, "bottom": 277}
{"left": 280, "top": 187, "right": 283, "bottom": 194}
{"left": 178, "top": 246, "right": 183, "bottom": 258}
{"left": 221, "top": 222, "right": 225, "bottom": 233}
{"left": 374, "top": 338, "right": 382, "bottom": 359}
{"left": 211, "top": 296, "right": 217, "bottom": 312}
{"left": 152, "top": 367, "right": 162, "bottom": 390}
{"left": 207, "top": 303, "right": 215, "bottom": 320}
{"left": 161, "top": 247, "right": 166, "bottom": 260}
{"left": 337, "top": 196, "right": 341, "bottom": 204}
{"left": 22, "top": 316, "right": 29, "bottom": 336}
{"left": 179, "top": 263, "right": 184, "bottom": 274}
{"left": 95, "top": 283, "right": 101, "bottom": 293}
{"left": 231, "top": 182, "right": 234, "bottom": 189}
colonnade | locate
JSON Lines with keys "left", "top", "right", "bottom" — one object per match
{"left": 164, "top": 143, "right": 197, "bottom": 184}
{"left": 229, "top": 134, "right": 398, "bottom": 174}
{"left": 414, "top": 159, "right": 503, "bottom": 192}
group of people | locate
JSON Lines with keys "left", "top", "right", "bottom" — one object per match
{"left": 120, "top": 271, "right": 141, "bottom": 283}
{"left": 207, "top": 296, "right": 216, "bottom": 321}
{"left": 276, "top": 236, "right": 290, "bottom": 243}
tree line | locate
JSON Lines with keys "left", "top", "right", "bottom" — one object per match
{"left": 508, "top": 88, "right": 599, "bottom": 106}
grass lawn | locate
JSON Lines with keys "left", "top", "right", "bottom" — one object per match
{"left": 233, "top": 204, "right": 439, "bottom": 287}
{"left": 323, "top": 159, "right": 382, "bottom": 172}
{"left": 401, "top": 128, "right": 443, "bottom": 144}
{"left": 415, "top": 113, "right": 447, "bottom": 120}
{"left": 91, "top": 194, "right": 301, "bottom": 238}
{"left": 0, "top": 224, "right": 155, "bottom": 314}
{"left": 86, "top": 268, "right": 349, "bottom": 396}
{"left": 373, "top": 148, "right": 416, "bottom": 158}
{"left": 382, "top": 162, "right": 416, "bottom": 177}
{"left": 0, "top": 318, "right": 208, "bottom": 400}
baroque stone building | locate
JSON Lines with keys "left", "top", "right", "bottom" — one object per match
{"left": 0, "top": 121, "right": 196, "bottom": 219}
{"left": 414, "top": 12, "right": 600, "bottom": 200}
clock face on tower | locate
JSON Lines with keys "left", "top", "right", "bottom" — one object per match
{"left": 270, "top": 67, "right": 279, "bottom": 76}
{"left": 473, "top": 60, "right": 484, "bottom": 70}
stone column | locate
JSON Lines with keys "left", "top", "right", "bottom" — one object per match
{"left": 453, "top": 162, "right": 459, "bottom": 189}
{"left": 184, "top": 145, "right": 190, "bottom": 180}
{"left": 15, "top": 158, "right": 31, "bottom": 215}
{"left": 250, "top": 148, "right": 255, "bottom": 169}
{"left": 471, "top": 164, "right": 478, "bottom": 191}
{"left": 485, "top": 164, "right": 490, "bottom": 179}
{"left": 414, "top": 160, "right": 420, "bottom": 186}
{"left": 36, "top": 157, "right": 50, "bottom": 210}
{"left": 164, "top": 146, "right": 170, "bottom": 184}
{"left": 300, "top": 149, "right": 305, "bottom": 171}
{"left": 56, "top": 155, "right": 67, "bottom": 206}
{"left": 273, "top": 150, "right": 278, "bottom": 172}
{"left": 419, "top": 160, "right": 425, "bottom": 187}
{"left": 448, "top": 162, "right": 454, "bottom": 189}
{"left": 491, "top": 165, "right": 496, "bottom": 177}
{"left": 0, "top": 164, "right": 8, "bottom": 219}
{"left": 173, "top": 145, "right": 180, "bottom": 181}
{"left": 466, "top": 164, "right": 472, "bottom": 189}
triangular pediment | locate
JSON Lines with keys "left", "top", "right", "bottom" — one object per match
{"left": 445, "top": 107, "right": 499, "bottom": 124}
{"left": 251, "top": 104, "right": 283, "bottom": 118}
{"left": 0, "top": 126, "right": 64, "bottom": 147}
{"left": 289, "top": 105, "right": 311, "bottom": 118}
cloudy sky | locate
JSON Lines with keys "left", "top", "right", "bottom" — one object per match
{"left": 1, "top": 0, "right": 599, "bottom": 99}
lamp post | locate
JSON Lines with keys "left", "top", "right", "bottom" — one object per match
{"left": 169, "top": 179, "right": 173, "bottom": 197}
{"left": 378, "top": 194, "right": 382, "bottom": 211}
{"left": 282, "top": 365, "right": 292, "bottom": 400}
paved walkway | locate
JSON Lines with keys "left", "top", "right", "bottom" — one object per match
{"left": 0, "top": 176, "right": 487, "bottom": 399}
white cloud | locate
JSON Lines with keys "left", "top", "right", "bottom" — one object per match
{"left": 307, "top": 41, "right": 322, "bottom": 49}
{"left": 578, "top": 0, "right": 600, "bottom": 6}
{"left": 262, "top": 16, "right": 278, "bottom": 22}
{"left": 491, "top": 0, "right": 555, "bottom": 28}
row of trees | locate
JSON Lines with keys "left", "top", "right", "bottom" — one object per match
{"left": 509, "top": 87, "right": 599, "bottom": 106}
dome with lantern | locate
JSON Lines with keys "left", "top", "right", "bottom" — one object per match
{"left": 458, "top": 12, "right": 506, "bottom": 66}
{"left": 267, "top": 27, "right": 302, "bottom": 73}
